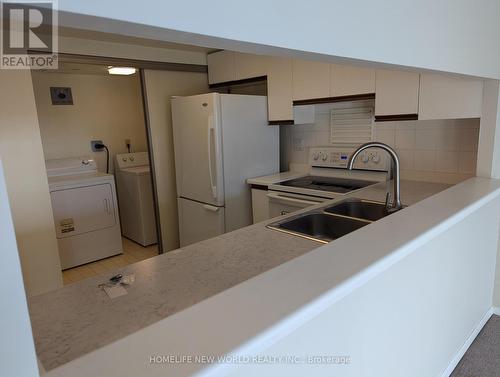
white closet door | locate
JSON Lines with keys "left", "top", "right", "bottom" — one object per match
{"left": 50, "top": 183, "right": 116, "bottom": 238}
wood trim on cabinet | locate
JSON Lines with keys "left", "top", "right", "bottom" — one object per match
{"left": 293, "top": 93, "right": 375, "bottom": 106}
{"left": 208, "top": 75, "right": 267, "bottom": 89}
{"left": 374, "top": 114, "right": 418, "bottom": 122}
{"left": 268, "top": 119, "right": 294, "bottom": 126}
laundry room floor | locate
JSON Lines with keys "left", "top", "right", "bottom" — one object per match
{"left": 61, "top": 237, "right": 158, "bottom": 285}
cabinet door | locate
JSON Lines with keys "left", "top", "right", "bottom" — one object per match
{"left": 267, "top": 56, "right": 293, "bottom": 123}
{"left": 375, "top": 69, "right": 420, "bottom": 116}
{"left": 419, "top": 73, "right": 483, "bottom": 120}
{"left": 207, "top": 51, "right": 236, "bottom": 84}
{"left": 234, "top": 52, "right": 268, "bottom": 80}
{"left": 251, "top": 188, "right": 270, "bottom": 223}
{"left": 330, "top": 64, "right": 376, "bottom": 97}
{"left": 292, "top": 59, "right": 330, "bottom": 101}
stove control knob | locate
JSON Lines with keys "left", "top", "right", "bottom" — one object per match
{"left": 321, "top": 153, "right": 328, "bottom": 161}
{"left": 372, "top": 154, "right": 380, "bottom": 163}
{"left": 312, "top": 152, "right": 319, "bottom": 161}
{"left": 361, "top": 153, "right": 370, "bottom": 163}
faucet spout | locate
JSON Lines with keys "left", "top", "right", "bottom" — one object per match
{"left": 347, "top": 142, "right": 402, "bottom": 212}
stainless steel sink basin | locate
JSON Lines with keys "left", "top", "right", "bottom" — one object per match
{"left": 267, "top": 212, "right": 370, "bottom": 243}
{"left": 324, "top": 199, "right": 390, "bottom": 221}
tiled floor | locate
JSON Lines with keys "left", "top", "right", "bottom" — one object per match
{"left": 62, "top": 237, "right": 159, "bottom": 285}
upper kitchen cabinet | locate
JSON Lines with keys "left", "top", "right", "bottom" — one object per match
{"left": 267, "top": 56, "right": 294, "bottom": 124}
{"left": 207, "top": 51, "right": 236, "bottom": 84}
{"left": 233, "top": 52, "right": 268, "bottom": 80}
{"left": 208, "top": 50, "right": 268, "bottom": 84}
{"left": 375, "top": 69, "right": 420, "bottom": 120}
{"left": 292, "top": 59, "right": 330, "bottom": 101}
{"left": 418, "top": 73, "right": 483, "bottom": 120}
{"left": 330, "top": 64, "right": 376, "bottom": 97}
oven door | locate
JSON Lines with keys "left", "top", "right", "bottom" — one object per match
{"left": 267, "top": 191, "right": 329, "bottom": 218}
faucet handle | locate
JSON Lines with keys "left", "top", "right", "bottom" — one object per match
{"left": 385, "top": 192, "right": 392, "bottom": 209}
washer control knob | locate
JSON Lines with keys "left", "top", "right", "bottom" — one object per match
{"left": 122, "top": 158, "right": 127, "bottom": 162}
{"left": 130, "top": 156, "right": 135, "bottom": 161}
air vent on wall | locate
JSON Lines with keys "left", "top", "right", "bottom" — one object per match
{"left": 330, "top": 106, "right": 374, "bottom": 146}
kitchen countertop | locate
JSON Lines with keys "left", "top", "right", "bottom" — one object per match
{"left": 29, "top": 179, "right": 450, "bottom": 371}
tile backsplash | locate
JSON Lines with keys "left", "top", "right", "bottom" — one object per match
{"left": 281, "top": 102, "right": 480, "bottom": 184}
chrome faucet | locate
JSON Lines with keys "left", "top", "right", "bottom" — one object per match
{"left": 347, "top": 142, "right": 403, "bottom": 213}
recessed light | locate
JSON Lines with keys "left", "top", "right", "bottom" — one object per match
{"left": 107, "top": 67, "right": 137, "bottom": 75}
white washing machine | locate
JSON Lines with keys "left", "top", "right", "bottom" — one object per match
{"left": 46, "top": 157, "right": 123, "bottom": 270}
{"left": 115, "top": 152, "right": 157, "bottom": 246}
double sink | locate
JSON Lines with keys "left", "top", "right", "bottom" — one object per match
{"left": 267, "top": 198, "right": 397, "bottom": 243}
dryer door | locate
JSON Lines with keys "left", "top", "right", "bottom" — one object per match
{"left": 50, "top": 183, "right": 116, "bottom": 238}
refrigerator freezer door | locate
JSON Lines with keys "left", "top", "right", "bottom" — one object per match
{"left": 178, "top": 198, "right": 225, "bottom": 247}
{"left": 172, "top": 93, "right": 224, "bottom": 206}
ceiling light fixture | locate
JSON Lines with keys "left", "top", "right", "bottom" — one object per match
{"left": 107, "top": 66, "right": 137, "bottom": 75}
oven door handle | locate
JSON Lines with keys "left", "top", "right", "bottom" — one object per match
{"left": 266, "top": 192, "right": 323, "bottom": 206}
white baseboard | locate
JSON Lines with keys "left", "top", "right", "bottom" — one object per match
{"left": 440, "top": 307, "right": 494, "bottom": 377}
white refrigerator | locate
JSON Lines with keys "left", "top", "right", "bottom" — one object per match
{"left": 172, "top": 93, "right": 279, "bottom": 246}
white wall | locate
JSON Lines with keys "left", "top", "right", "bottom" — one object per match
{"left": 0, "top": 70, "right": 62, "bottom": 296}
{"left": 54, "top": 1, "right": 500, "bottom": 79}
{"left": 495, "top": 230, "right": 500, "bottom": 307}
{"left": 142, "top": 69, "right": 209, "bottom": 252}
{"left": 283, "top": 102, "right": 480, "bottom": 184}
{"left": 32, "top": 71, "right": 147, "bottom": 172}
{"left": 0, "top": 161, "right": 40, "bottom": 377}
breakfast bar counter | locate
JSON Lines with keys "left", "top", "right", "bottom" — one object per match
{"left": 29, "top": 179, "right": 449, "bottom": 371}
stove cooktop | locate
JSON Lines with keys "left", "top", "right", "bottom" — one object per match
{"left": 277, "top": 176, "right": 376, "bottom": 194}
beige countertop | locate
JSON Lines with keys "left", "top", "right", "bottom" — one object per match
{"left": 29, "top": 179, "right": 450, "bottom": 371}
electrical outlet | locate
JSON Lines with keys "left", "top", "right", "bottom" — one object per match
{"left": 91, "top": 140, "right": 104, "bottom": 152}
{"left": 293, "top": 137, "right": 305, "bottom": 152}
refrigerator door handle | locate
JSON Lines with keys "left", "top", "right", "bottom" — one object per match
{"left": 203, "top": 204, "right": 219, "bottom": 212}
{"left": 207, "top": 114, "right": 217, "bottom": 199}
